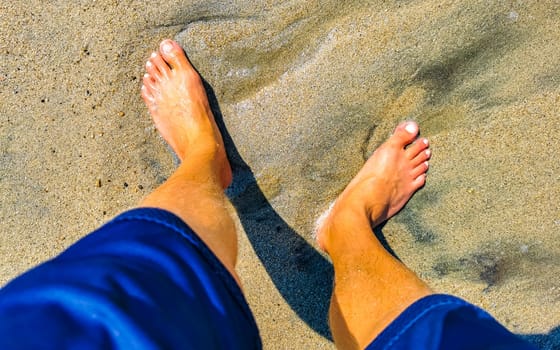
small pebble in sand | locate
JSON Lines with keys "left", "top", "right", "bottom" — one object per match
{"left": 118, "top": 111, "right": 125, "bottom": 117}
{"left": 520, "top": 245, "right": 529, "bottom": 254}
{"left": 508, "top": 11, "right": 519, "bottom": 22}
{"left": 96, "top": 179, "right": 102, "bottom": 188}
{"left": 123, "top": 182, "right": 129, "bottom": 188}
{"left": 138, "top": 184, "right": 144, "bottom": 190}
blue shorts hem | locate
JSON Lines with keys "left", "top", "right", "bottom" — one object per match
{"left": 366, "top": 294, "right": 537, "bottom": 350}
{"left": 108, "top": 207, "right": 255, "bottom": 325}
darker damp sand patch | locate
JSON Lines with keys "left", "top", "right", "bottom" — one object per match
{"left": 431, "top": 240, "right": 559, "bottom": 289}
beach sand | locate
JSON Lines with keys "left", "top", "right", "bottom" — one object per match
{"left": 1, "top": 1, "right": 559, "bottom": 348}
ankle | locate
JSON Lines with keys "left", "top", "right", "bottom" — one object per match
{"left": 317, "top": 200, "right": 372, "bottom": 254}
{"left": 178, "top": 149, "right": 231, "bottom": 189}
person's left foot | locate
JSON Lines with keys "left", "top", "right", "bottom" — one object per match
{"left": 315, "top": 121, "right": 431, "bottom": 253}
{"left": 141, "top": 39, "right": 232, "bottom": 189}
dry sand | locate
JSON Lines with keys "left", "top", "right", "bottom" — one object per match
{"left": 1, "top": 1, "right": 559, "bottom": 349}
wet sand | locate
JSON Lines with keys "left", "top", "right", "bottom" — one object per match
{"left": 1, "top": 1, "right": 559, "bottom": 349}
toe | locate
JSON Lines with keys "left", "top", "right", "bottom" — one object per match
{"left": 160, "top": 39, "right": 191, "bottom": 71}
{"left": 412, "top": 173, "right": 427, "bottom": 189}
{"left": 141, "top": 85, "right": 155, "bottom": 104}
{"left": 145, "top": 58, "right": 160, "bottom": 79}
{"left": 391, "top": 121, "right": 419, "bottom": 147}
{"left": 412, "top": 148, "right": 431, "bottom": 167}
{"left": 411, "top": 161, "right": 429, "bottom": 179}
{"left": 142, "top": 73, "right": 156, "bottom": 91}
{"left": 406, "top": 138, "right": 429, "bottom": 159}
{"left": 150, "top": 52, "right": 170, "bottom": 79}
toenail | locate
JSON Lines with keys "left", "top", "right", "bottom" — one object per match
{"left": 146, "top": 61, "right": 152, "bottom": 67}
{"left": 405, "top": 123, "right": 416, "bottom": 134}
{"left": 426, "top": 149, "right": 431, "bottom": 157}
{"left": 161, "top": 41, "right": 174, "bottom": 54}
{"left": 141, "top": 85, "right": 145, "bottom": 90}
{"left": 425, "top": 161, "right": 429, "bottom": 167}
{"left": 423, "top": 138, "right": 429, "bottom": 145}
{"left": 144, "top": 73, "right": 149, "bottom": 78}
{"left": 151, "top": 52, "right": 157, "bottom": 58}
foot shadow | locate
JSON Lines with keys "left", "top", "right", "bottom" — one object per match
{"left": 203, "top": 81, "right": 334, "bottom": 340}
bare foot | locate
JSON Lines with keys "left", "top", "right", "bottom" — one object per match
{"left": 316, "top": 121, "right": 431, "bottom": 252}
{"left": 141, "top": 39, "right": 232, "bottom": 189}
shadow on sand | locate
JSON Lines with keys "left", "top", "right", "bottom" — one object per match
{"left": 204, "top": 81, "right": 334, "bottom": 340}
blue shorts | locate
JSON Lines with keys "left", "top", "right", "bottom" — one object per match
{"left": 0, "top": 208, "right": 536, "bottom": 349}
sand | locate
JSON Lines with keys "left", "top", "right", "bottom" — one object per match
{"left": 1, "top": 0, "right": 559, "bottom": 349}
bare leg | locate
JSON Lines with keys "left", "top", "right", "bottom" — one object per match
{"left": 316, "top": 122, "right": 433, "bottom": 349}
{"left": 140, "top": 39, "right": 238, "bottom": 282}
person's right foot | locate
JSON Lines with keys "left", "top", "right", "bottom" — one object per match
{"left": 141, "top": 39, "right": 232, "bottom": 189}
{"left": 316, "top": 121, "right": 431, "bottom": 252}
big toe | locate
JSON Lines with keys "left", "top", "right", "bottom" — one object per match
{"left": 391, "top": 121, "right": 419, "bottom": 147}
{"left": 159, "top": 39, "right": 191, "bottom": 71}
